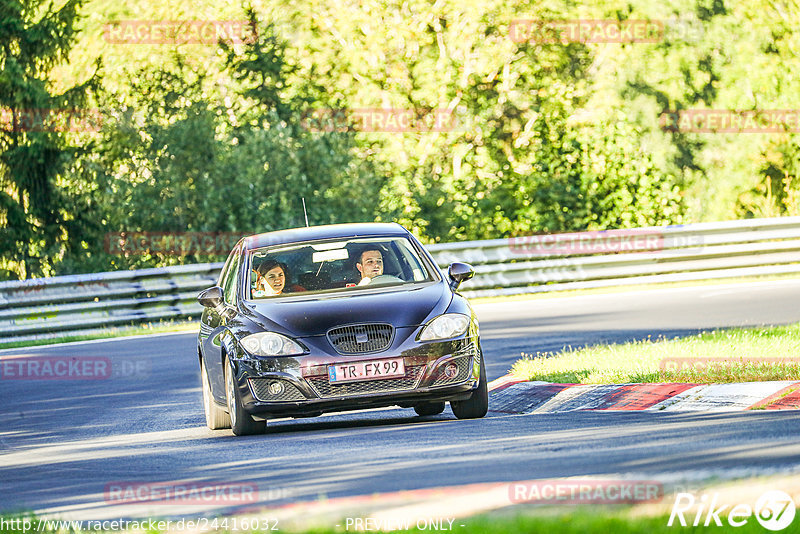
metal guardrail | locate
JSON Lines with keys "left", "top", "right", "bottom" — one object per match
{"left": 3, "top": 216, "right": 800, "bottom": 343}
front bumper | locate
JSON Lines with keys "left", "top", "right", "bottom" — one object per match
{"left": 229, "top": 336, "right": 481, "bottom": 419}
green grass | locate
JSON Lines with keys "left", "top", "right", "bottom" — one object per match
{"left": 511, "top": 323, "right": 800, "bottom": 384}
{"left": 448, "top": 510, "right": 769, "bottom": 534}
{"left": 0, "top": 510, "right": 772, "bottom": 533}
{"left": 0, "top": 320, "right": 198, "bottom": 350}
{"left": 302, "top": 510, "right": 775, "bottom": 533}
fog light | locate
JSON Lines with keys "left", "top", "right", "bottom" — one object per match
{"left": 444, "top": 363, "right": 458, "bottom": 379}
{"left": 268, "top": 381, "right": 285, "bottom": 395}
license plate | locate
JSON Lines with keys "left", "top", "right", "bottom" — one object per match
{"left": 328, "top": 358, "right": 405, "bottom": 383}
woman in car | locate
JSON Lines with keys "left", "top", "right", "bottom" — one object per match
{"left": 252, "top": 260, "right": 305, "bottom": 297}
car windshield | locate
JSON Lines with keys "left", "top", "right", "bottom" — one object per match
{"left": 246, "top": 236, "right": 436, "bottom": 299}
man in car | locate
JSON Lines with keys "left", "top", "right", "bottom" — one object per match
{"left": 356, "top": 247, "right": 384, "bottom": 286}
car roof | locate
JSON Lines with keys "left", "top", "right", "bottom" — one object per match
{"left": 242, "top": 222, "right": 410, "bottom": 250}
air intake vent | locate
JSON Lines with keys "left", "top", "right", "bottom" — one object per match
{"left": 327, "top": 323, "right": 394, "bottom": 354}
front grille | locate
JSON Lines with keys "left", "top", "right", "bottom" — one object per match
{"left": 431, "top": 356, "right": 473, "bottom": 387}
{"left": 249, "top": 378, "right": 307, "bottom": 402}
{"left": 308, "top": 365, "right": 424, "bottom": 398}
{"left": 327, "top": 323, "right": 394, "bottom": 354}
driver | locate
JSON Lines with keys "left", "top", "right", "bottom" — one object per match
{"left": 356, "top": 247, "right": 384, "bottom": 286}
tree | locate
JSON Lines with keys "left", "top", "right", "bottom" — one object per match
{"left": 75, "top": 19, "right": 383, "bottom": 272}
{"left": 251, "top": 0, "right": 686, "bottom": 242}
{"left": 0, "top": 0, "right": 98, "bottom": 279}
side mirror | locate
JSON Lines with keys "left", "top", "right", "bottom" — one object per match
{"left": 197, "top": 286, "right": 224, "bottom": 308}
{"left": 447, "top": 262, "right": 474, "bottom": 290}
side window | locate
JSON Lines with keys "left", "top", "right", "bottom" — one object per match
{"left": 223, "top": 249, "right": 241, "bottom": 304}
{"left": 395, "top": 240, "right": 429, "bottom": 281}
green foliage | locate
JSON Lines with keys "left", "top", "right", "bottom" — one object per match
{"left": 737, "top": 137, "right": 800, "bottom": 218}
{"left": 60, "top": 24, "right": 383, "bottom": 273}
{"left": 246, "top": 0, "right": 689, "bottom": 243}
{"left": 4, "top": 0, "right": 800, "bottom": 277}
{"left": 0, "top": 0, "right": 99, "bottom": 279}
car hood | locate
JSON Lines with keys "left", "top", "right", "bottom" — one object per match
{"left": 241, "top": 282, "right": 452, "bottom": 337}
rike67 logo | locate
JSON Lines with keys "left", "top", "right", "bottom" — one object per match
{"left": 669, "top": 491, "right": 796, "bottom": 531}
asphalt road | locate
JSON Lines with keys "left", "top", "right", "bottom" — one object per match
{"left": 3, "top": 279, "right": 800, "bottom": 521}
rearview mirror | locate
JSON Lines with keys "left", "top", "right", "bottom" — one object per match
{"left": 447, "top": 262, "right": 474, "bottom": 290}
{"left": 197, "top": 286, "right": 224, "bottom": 308}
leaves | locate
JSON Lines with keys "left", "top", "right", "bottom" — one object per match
{"left": 5, "top": 0, "right": 799, "bottom": 278}
{"left": 0, "top": 0, "right": 96, "bottom": 279}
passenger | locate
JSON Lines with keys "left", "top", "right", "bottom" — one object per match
{"left": 253, "top": 260, "right": 304, "bottom": 297}
{"left": 356, "top": 247, "right": 384, "bottom": 286}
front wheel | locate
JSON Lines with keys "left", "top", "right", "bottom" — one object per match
{"left": 451, "top": 357, "right": 488, "bottom": 419}
{"left": 225, "top": 357, "right": 266, "bottom": 436}
{"left": 201, "top": 359, "right": 230, "bottom": 430}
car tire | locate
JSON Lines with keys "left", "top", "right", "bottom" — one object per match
{"left": 451, "top": 356, "right": 488, "bottom": 420}
{"left": 414, "top": 402, "right": 446, "bottom": 416}
{"left": 225, "top": 357, "right": 266, "bottom": 436}
{"left": 201, "top": 359, "right": 230, "bottom": 430}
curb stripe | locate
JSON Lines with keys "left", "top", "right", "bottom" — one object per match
{"left": 489, "top": 382, "right": 571, "bottom": 413}
{"left": 760, "top": 384, "right": 800, "bottom": 410}
{"left": 598, "top": 383, "right": 698, "bottom": 411}
{"left": 534, "top": 384, "right": 624, "bottom": 412}
{"left": 487, "top": 374, "right": 527, "bottom": 392}
{"left": 648, "top": 382, "right": 798, "bottom": 412}
{"left": 487, "top": 376, "right": 800, "bottom": 413}
{"left": 645, "top": 385, "right": 707, "bottom": 411}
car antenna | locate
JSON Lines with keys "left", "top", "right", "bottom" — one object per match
{"left": 302, "top": 197, "right": 310, "bottom": 227}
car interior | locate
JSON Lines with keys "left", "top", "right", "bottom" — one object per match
{"left": 249, "top": 239, "right": 428, "bottom": 298}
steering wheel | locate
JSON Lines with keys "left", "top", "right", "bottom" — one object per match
{"left": 369, "top": 274, "right": 403, "bottom": 285}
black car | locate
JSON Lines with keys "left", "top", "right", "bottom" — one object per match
{"left": 196, "top": 222, "right": 487, "bottom": 435}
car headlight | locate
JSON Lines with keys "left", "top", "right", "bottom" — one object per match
{"left": 241, "top": 332, "right": 305, "bottom": 356}
{"left": 418, "top": 313, "right": 470, "bottom": 341}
